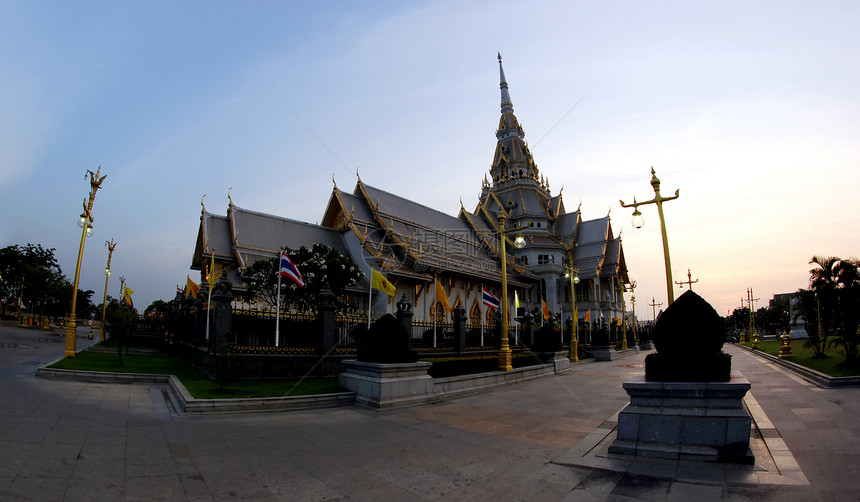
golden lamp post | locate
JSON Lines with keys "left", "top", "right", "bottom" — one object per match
{"left": 100, "top": 239, "right": 117, "bottom": 342}
{"left": 65, "top": 167, "right": 107, "bottom": 358}
{"left": 620, "top": 167, "right": 679, "bottom": 305}
{"left": 746, "top": 287, "right": 760, "bottom": 348}
{"left": 649, "top": 297, "right": 663, "bottom": 322}
{"left": 621, "top": 280, "right": 636, "bottom": 350}
{"left": 496, "top": 211, "right": 528, "bottom": 371}
{"left": 563, "top": 261, "right": 580, "bottom": 362}
{"left": 630, "top": 293, "right": 639, "bottom": 346}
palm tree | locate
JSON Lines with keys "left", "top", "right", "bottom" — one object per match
{"left": 806, "top": 255, "right": 840, "bottom": 356}
{"left": 830, "top": 257, "right": 860, "bottom": 364}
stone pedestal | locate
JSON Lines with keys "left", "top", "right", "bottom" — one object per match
{"left": 589, "top": 345, "right": 614, "bottom": 361}
{"left": 609, "top": 373, "right": 753, "bottom": 463}
{"left": 538, "top": 351, "right": 571, "bottom": 374}
{"left": 339, "top": 360, "right": 434, "bottom": 410}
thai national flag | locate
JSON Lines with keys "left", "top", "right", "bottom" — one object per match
{"left": 280, "top": 251, "right": 305, "bottom": 287}
{"left": 482, "top": 288, "right": 500, "bottom": 309}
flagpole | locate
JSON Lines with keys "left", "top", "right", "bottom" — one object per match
{"left": 560, "top": 296, "right": 564, "bottom": 344}
{"left": 206, "top": 250, "right": 212, "bottom": 343}
{"left": 367, "top": 267, "right": 373, "bottom": 328}
{"left": 480, "top": 283, "right": 484, "bottom": 347}
{"left": 433, "top": 273, "right": 437, "bottom": 348}
{"left": 275, "top": 247, "right": 282, "bottom": 347}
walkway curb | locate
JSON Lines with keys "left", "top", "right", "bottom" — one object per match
{"left": 737, "top": 344, "right": 860, "bottom": 387}
{"left": 34, "top": 353, "right": 614, "bottom": 414}
{"left": 35, "top": 367, "right": 356, "bottom": 414}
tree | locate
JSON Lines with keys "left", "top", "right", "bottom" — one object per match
{"left": 145, "top": 299, "right": 172, "bottom": 318}
{"left": 803, "top": 256, "right": 841, "bottom": 357}
{"left": 726, "top": 307, "right": 750, "bottom": 338}
{"left": 94, "top": 295, "right": 117, "bottom": 323}
{"left": 105, "top": 297, "right": 135, "bottom": 365}
{"left": 828, "top": 257, "right": 860, "bottom": 365}
{"left": 0, "top": 244, "right": 73, "bottom": 321}
{"left": 801, "top": 256, "right": 860, "bottom": 363}
{"left": 240, "top": 243, "right": 363, "bottom": 309}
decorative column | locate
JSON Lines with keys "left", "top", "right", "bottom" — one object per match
{"left": 396, "top": 294, "right": 414, "bottom": 345}
{"left": 210, "top": 276, "right": 233, "bottom": 353}
{"left": 453, "top": 305, "right": 467, "bottom": 354}
{"left": 318, "top": 286, "right": 337, "bottom": 355}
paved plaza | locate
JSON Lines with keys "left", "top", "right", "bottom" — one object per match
{"left": 1, "top": 322, "right": 859, "bottom": 501}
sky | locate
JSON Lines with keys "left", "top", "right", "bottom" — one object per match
{"left": 1, "top": 0, "right": 858, "bottom": 319}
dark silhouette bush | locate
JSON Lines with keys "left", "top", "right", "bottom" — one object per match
{"left": 645, "top": 290, "right": 731, "bottom": 382}
{"left": 531, "top": 324, "right": 562, "bottom": 352}
{"left": 356, "top": 314, "right": 418, "bottom": 363}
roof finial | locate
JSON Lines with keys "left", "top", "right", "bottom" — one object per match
{"left": 227, "top": 187, "right": 233, "bottom": 207}
{"left": 498, "top": 53, "right": 513, "bottom": 114}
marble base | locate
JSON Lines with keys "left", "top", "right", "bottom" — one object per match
{"left": 338, "top": 360, "right": 434, "bottom": 410}
{"left": 609, "top": 372, "right": 754, "bottom": 463}
{"left": 589, "top": 345, "right": 614, "bottom": 361}
{"left": 539, "top": 351, "right": 571, "bottom": 373}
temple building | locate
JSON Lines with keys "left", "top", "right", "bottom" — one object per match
{"left": 192, "top": 55, "right": 630, "bottom": 329}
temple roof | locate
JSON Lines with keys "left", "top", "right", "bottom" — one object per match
{"left": 228, "top": 204, "right": 348, "bottom": 268}
{"left": 318, "top": 179, "right": 536, "bottom": 288}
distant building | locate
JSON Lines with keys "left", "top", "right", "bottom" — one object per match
{"left": 192, "top": 55, "right": 630, "bottom": 327}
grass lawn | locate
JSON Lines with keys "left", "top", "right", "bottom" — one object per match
{"left": 741, "top": 339, "right": 860, "bottom": 377}
{"left": 48, "top": 350, "right": 343, "bottom": 399}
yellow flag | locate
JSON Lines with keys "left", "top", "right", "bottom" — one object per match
{"left": 371, "top": 268, "right": 396, "bottom": 296}
{"left": 123, "top": 286, "right": 134, "bottom": 308}
{"left": 542, "top": 299, "right": 549, "bottom": 320}
{"left": 186, "top": 276, "right": 200, "bottom": 298}
{"left": 435, "top": 279, "right": 451, "bottom": 312}
{"left": 515, "top": 291, "right": 519, "bottom": 311}
{"left": 584, "top": 310, "right": 591, "bottom": 323}
{"left": 208, "top": 250, "right": 216, "bottom": 294}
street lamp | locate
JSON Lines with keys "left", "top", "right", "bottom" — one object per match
{"left": 100, "top": 239, "right": 117, "bottom": 342}
{"left": 65, "top": 166, "right": 107, "bottom": 358}
{"left": 630, "top": 294, "right": 638, "bottom": 346}
{"left": 497, "top": 211, "right": 529, "bottom": 371}
{"left": 621, "top": 280, "right": 637, "bottom": 350}
{"left": 620, "top": 167, "right": 680, "bottom": 304}
{"left": 564, "top": 262, "right": 580, "bottom": 362}
{"left": 746, "top": 288, "right": 759, "bottom": 347}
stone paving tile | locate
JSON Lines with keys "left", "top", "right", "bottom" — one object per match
{"left": 7, "top": 475, "right": 70, "bottom": 501}
{"left": 612, "top": 472, "right": 673, "bottom": 501}
{"left": 267, "top": 476, "right": 343, "bottom": 501}
{"left": 665, "top": 480, "right": 723, "bottom": 501}
{"left": 574, "top": 468, "right": 624, "bottom": 496}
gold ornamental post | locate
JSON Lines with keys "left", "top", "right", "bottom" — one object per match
{"left": 65, "top": 167, "right": 107, "bottom": 358}
{"left": 621, "top": 280, "right": 636, "bottom": 350}
{"left": 100, "top": 239, "right": 117, "bottom": 342}
{"left": 496, "top": 211, "right": 528, "bottom": 371}
{"left": 630, "top": 293, "right": 638, "bottom": 346}
{"left": 563, "top": 262, "right": 580, "bottom": 362}
{"left": 649, "top": 297, "right": 663, "bottom": 322}
{"left": 620, "top": 167, "right": 679, "bottom": 305}
{"left": 675, "top": 268, "right": 699, "bottom": 291}
{"left": 747, "top": 288, "right": 760, "bottom": 348}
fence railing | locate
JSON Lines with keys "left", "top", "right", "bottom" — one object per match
{"left": 178, "top": 293, "right": 635, "bottom": 357}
